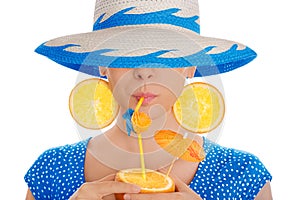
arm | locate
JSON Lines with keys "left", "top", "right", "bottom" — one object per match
{"left": 25, "top": 189, "right": 35, "bottom": 200}
{"left": 25, "top": 174, "right": 140, "bottom": 200}
{"left": 255, "top": 181, "right": 272, "bottom": 200}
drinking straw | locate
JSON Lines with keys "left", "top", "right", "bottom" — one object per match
{"left": 134, "top": 97, "right": 146, "bottom": 180}
{"left": 137, "top": 132, "right": 146, "bottom": 180}
{"left": 166, "top": 157, "right": 177, "bottom": 177}
{"left": 165, "top": 133, "right": 189, "bottom": 178}
{"left": 134, "top": 97, "right": 144, "bottom": 112}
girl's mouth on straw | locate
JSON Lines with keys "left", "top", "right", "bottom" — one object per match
{"left": 133, "top": 93, "right": 157, "bottom": 105}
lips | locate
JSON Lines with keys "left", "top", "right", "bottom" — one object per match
{"left": 133, "top": 92, "right": 158, "bottom": 105}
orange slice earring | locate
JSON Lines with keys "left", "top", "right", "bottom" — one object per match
{"left": 172, "top": 82, "right": 225, "bottom": 133}
{"left": 69, "top": 78, "right": 119, "bottom": 129}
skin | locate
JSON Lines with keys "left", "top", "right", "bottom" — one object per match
{"left": 26, "top": 67, "right": 272, "bottom": 200}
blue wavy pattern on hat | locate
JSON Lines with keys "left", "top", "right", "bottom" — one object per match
{"left": 35, "top": 43, "right": 256, "bottom": 77}
{"left": 93, "top": 7, "right": 200, "bottom": 33}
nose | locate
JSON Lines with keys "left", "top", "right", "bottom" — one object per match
{"left": 133, "top": 68, "right": 155, "bottom": 80}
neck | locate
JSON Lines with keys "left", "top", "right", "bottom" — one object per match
{"left": 90, "top": 107, "right": 203, "bottom": 170}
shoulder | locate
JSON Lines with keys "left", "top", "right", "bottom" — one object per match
{"left": 27, "top": 138, "right": 90, "bottom": 171}
{"left": 203, "top": 138, "right": 267, "bottom": 171}
{"left": 24, "top": 138, "right": 91, "bottom": 199}
{"left": 205, "top": 138, "right": 271, "bottom": 174}
{"left": 190, "top": 138, "right": 272, "bottom": 199}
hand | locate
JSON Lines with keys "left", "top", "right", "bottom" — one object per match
{"left": 69, "top": 174, "right": 141, "bottom": 200}
{"left": 123, "top": 175, "right": 202, "bottom": 200}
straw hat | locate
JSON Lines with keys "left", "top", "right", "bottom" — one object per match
{"left": 35, "top": 0, "right": 256, "bottom": 77}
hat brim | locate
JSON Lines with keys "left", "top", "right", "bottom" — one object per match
{"left": 35, "top": 26, "right": 256, "bottom": 77}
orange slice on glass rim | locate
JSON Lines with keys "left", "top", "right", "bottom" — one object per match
{"left": 115, "top": 168, "right": 175, "bottom": 194}
{"left": 173, "top": 82, "right": 225, "bottom": 133}
{"left": 69, "top": 78, "right": 119, "bottom": 129}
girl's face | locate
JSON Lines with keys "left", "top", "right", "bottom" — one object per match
{"left": 100, "top": 67, "right": 195, "bottom": 118}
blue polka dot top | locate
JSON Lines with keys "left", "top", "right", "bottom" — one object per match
{"left": 24, "top": 137, "right": 272, "bottom": 199}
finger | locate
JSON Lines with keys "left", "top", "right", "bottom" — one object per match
{"left": 72, "top": 181, "right": 140, "bottom": 199}
{"left": 97, "top": 174, "right": 140, "bottom": 194}
{"left": 170, "top": 175, "right": 190, "bottom": 192}
{"left": 124, "top": 192, "right": 183, "bottom": 200}
{"left": 94, "top": 181, "right": 141, "bottom": 194}
{"left": 169, "top": 175, "right": 201, "bottom": 199}
{"left": 98, "top": 173, "right": 116, "bottom": 182}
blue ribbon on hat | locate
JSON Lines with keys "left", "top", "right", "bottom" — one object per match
{"left": 93, "top": 7, "right": 200, "bottom": 33}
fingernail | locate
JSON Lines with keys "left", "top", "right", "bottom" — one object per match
{"left": 123, "top": 194, "right": 131, "bottom": 200}
{"left": 132, "top": 186, "right": 140, "bottom": 193}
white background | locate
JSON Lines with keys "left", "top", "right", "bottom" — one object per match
{"left": 0, "top": 0, "right": 299, "bottom": 199}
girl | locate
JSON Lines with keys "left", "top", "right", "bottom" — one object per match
{"left": 25, "top": 0, "right": 272, "bottom": 199}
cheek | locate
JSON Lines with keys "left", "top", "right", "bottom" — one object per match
{"left": 159, "top": 78, "right": 186, "bottom": 99}
{"left": 148, "top": 90, "right": 178, "bottom": 119}
{"left": 152, "top": 84, "right": 182, "bottom": 113}
{"left": 110, "top": 82, "right": 130, "bottom": 108}
{"left": 157, "top": 68, "right": 186, "bottom": 97}
{"left": 107, "top": 73, "right": 136, "bottom": 108}
{"left": 161, "top": 86, "right": 182, "bottom": 106}
{"left": 104, "top": 68, "right": 133, "bottom": 103}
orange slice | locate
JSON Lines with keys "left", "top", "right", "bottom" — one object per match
{"left": 131, "top": 112, "right": 152, "bottom": 133}
{"left": 115, "top": 168, "right": 175, "bottom": 198}
{"left": 69, "top": 78, "right": 119, "bottom": 129}
{"left": 173, "top": 82, "right": 225, "bottom": 133}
